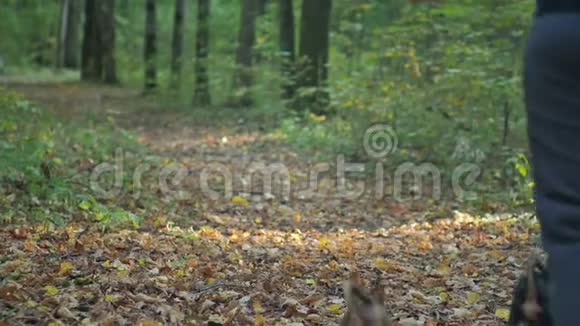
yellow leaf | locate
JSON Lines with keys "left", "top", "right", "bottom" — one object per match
{"left": 317, "top": 236, "right": 329, "bottom": 249}
{"left": 59, "top": 261, "right": 74, "bottom": 275}
{"left": 253, "top": 300, "right": 264, "bottom": 314}
{"left": 328, "top": 303, "right": 342, "bottom": 314}
{"left": 44, "top": 285, "right": 58, "bottom": 295}
{"left": 374, "top": 257, "right": 400, "bottom": 272}
{"left": 231, "top": 196, "right": 249, "bottom": 206}
{"left": 467, "top": 292, "right": 480, "bottom": 304}
{"left": 24, "top": 240, "right": 38, "bottom": 252}
{"left": 175, "top": 269, "right": 186, "bottom": 277}
{"left": 104, "top": 294, "right": 118, "bottom": 302}
{"left": 495, "top": 308, "right": 510, "bottom": 321}
{"left": 292, "top": 212, "right": 302, "bottom": 223}
{"left": 436, "top": 257, "right": 450, "bottom": 274}
{"left": 327, "top": 260, "right": 339, "bottom": 270}
{"left": 116, "top": 270, "right": 129, "bottom": 278}
{"left": 254, "top": 217, "right": 262, "bottom": 224}
{"left": 255, "top": 314, "right": 266, "bottom": 326}
{"left": 439, "top": 292, "right": 450, "bottom": 302}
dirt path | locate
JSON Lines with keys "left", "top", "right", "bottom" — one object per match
{"left": 1, "top": 82, "right": 536, "bottom": 325}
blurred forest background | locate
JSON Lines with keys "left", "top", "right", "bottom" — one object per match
{"left": 0, "top": 0, "right": 540, "bottom": 225}
{"left": 0, "top": 1, "right": 542, "bottom": 324}
{"left": 0, "top": 0, "right": 540, "bottom": 228}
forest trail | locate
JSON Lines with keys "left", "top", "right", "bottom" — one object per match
{"left": 2, "top": 82, "right": 535, "bottom": 325}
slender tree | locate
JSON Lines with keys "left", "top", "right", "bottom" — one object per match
{"left": 144, "top": 0, "right": 158, "bottom": 91}
{"left": 171, "top": 0, "right": 186, "bottom": 86}
{"left": 297, "top": 0, "right": 332, "bottom": 111}
{"left": 57, "top": 0, "right": 82, "bottom": 69}
{"left": 257, "top": 0, "right": 268, "bottom": 16}
{"left": 81, "top": 0, "right": 101, "bottom": 81}
{"left": 81, "top": 0, "right": 117, "bottom": 83}
{"left": 232, "top": 0, "right": 257, "bottom": 107}
{"left": 193, "top": 0, "right": 211, "bottom": 106}
{"left": 278, "top": 0, "right": 295, "bottom": 99}
{"left": 101, "top": 0, "right": 117, "bottom": 84}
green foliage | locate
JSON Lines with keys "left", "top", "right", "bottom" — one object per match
{"left": 0, "top": 2, "right": 59, "bottom": 66}
{"left": 0, "top": 0, "right": 538, "bottom": 206}
{"left": 0, "top": 87, "right": 145, "bottom": 226}
{"left": 0, "top": 89, "right": 64, "bottom": 203}
{"left": 79, "top": 195, "right": 141, "bottom": 230}
{"left": 280, "top": 0, "right": 535, "bottom": 204}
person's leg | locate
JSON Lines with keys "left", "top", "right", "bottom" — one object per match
{"left": 524, "top": 13, "right": 580, "bottom": 325}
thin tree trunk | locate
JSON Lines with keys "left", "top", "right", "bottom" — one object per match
{"left": 257, "top": 0, "right": 268, "bottom": 16}
{"left": 278, "top": 0, "right": 295, "bottom": 100}
{"left": 232, "top": 0, "right": 257, "bottom": 107}
{"left": 100, "top": 0, "right": 118, "bottom": 84}
{"left": 81, "top": 0, "right": 101, "bottom": 81}
{"left": 144, "top": 0, "right": 157, "bottom": 91}
{"left": 171, "top": 0, "right": 186, "bottom": 87}
{"left": 57, "top": 0, "right": 70, "bottom": 68}
{"left": 297, "top": 0, "right": 332, "bottom": 112}
{"left": 63, "top": 0, "right": 82, "bottom": 68}
{"left": 193, "top": 0, "right": 211, "bottom": 106}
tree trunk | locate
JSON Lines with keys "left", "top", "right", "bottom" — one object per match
{"left": 297, "top": 0, "right": 332, "bottom": 112}
{"left": 100, "top": 0, "right": 117, "bottom": 84}
{"left": 171, "top": 0, "right": 186, "bottom": 87}
{"left": 57, "top": 0, "right": 81, "bottom": 68}
{"left": 278, "top": 0, "right": 295, "bottom": 99}
{"left": 193, "top": 0, "right": 211, "bottom": 106}
{"left": 57, "top": 0, "right": 70, "bottom": 68}
{"left": 81, "top": 0, "right": 101, "bottom": 81}
{"left": 81, "top": 0, "right": 117, "bottom": 83}
{"left": 257, "top": 0, "right": 268, "bottom": 16}
{"left": 63, "top": 0, "right": 82, "bottom": 68}
{"left": 144, "top": 0, "right": 157, "bottom": 91}
{"left": 232, "top": 0, "right": 257, "bottom": 107}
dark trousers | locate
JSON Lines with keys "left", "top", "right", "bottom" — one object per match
{"left": 525, "top": 13, "right": 580, "bottom": 325}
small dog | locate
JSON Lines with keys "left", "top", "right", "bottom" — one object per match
{"left": 341, "top": 274, "right": 392, "bottom": 326}
{"left": 341, "top": 255, "right": 552, "bottom": 326}
{"left": 507, "top": 255, "right": 552, "bottom": 326}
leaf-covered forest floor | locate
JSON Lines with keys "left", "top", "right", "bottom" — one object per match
{"left": 1, "top": 82, "right": 540, "bottom": 325}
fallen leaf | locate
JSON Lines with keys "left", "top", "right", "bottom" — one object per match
{"left": 59, "top": 261, "right": 74, "bottom": 275}
{"left": 43, "top": 285, "right": 58, "bottom": 296}
{"left": 495, "top": 308, "right": 510, "bottom": 321}
{"left": 231, "top": 196, "right": 249, "bottom": 206}
{"left": 467, "top": 292, "right": 480, "bottom": 304}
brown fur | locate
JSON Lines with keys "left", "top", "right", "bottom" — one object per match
{"left": 341, "top": 274, "right": 392, "bottom": 326}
